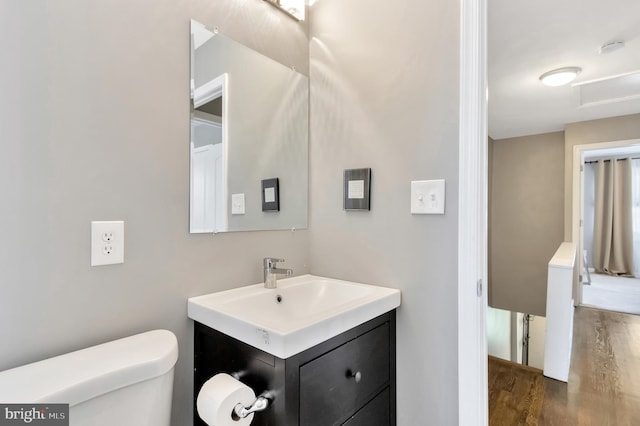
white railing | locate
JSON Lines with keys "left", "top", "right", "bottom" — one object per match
{"left": 543, "top": 242, "right": 576, "bottom": 382}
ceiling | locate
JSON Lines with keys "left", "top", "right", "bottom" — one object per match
{"left": 488, "top": 0, "right": 640, "bottom": 140}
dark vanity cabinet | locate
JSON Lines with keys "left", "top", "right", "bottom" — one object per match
{"left": 194, "top": 311, "right": 396, "bottom": 426}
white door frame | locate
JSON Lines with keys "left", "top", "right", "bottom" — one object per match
{"left": 458, "top": 0, "right": 488, "bottom": 423}
{"left": 571, "top": 138, "right": 640, "bottom": 304}
{"left": 190, "top": 73, "right": 229, "bottom": 234}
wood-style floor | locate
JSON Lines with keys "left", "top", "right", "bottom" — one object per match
{"left": 489, "top": 306, "right": 640, "bottom": 425}
{"left": 488, "top": 356, "right": 545, "bottom": 425}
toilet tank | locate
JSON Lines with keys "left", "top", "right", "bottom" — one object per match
{"left": 0, "top": 329, "right": 178, "bottom": 426}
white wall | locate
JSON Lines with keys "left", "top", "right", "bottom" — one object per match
{"left": 309, "top": 0, "right": 461, "bottom": 423}
{"left": 0, "top": 1, "right": 309, "bottom": 424}
{"left": 583, "top": 163, "right": 596, "bottom": 269}
{"left": 487, "top": 308, "right": 546, "bottom": 370}
{"left": 515, "top": 313, "right": 524, "bottom": 364}
{"left": 528, "top": 315, "right": 546, "bottom": 370}
{"left": 487, "top": 307, "right": 512, "bottom": 361}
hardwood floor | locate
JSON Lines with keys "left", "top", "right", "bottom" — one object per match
{"left": 489, "top": 307, "right": 640, "bottom": 425}
{"left": 488, "top": 356, "right": 545, "bottom": 425}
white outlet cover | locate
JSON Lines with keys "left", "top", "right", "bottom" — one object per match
{"left": 91, "top": 221, "right": 124, "bottom": 266}
{"left": 411, "top": 179, "right": 445, "bottom": 214}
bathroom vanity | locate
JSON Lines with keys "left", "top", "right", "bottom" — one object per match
{"left": 194, "top": 311, "right": 396, "bottom": 426}
{"left": 188, "top": 274, "right": 400, "bottom": 426}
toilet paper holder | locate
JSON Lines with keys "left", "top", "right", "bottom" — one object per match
{"left": 232, "top": 392, "right": 274, "bottom": 419}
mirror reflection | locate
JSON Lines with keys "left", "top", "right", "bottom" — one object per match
{"left": 190, "top": 19, "right": 308, "bottom": 233}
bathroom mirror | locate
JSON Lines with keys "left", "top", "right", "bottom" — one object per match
{"left": 190, "top": 19, "right": 308, "bottom": 233}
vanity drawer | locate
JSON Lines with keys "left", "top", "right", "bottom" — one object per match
{"left": 299, "top": 323, "right": 390, "bottom": 426}
{"left": 342, "top": 387, "right": 390, "bottom": 426}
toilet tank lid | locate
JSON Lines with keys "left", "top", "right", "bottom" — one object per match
{"left": 0, "top": 329, "right": 178, "bottom": 406}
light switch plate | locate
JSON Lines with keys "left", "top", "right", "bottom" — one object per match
{"left": 411, "top": 180, "right": 445, "bottom": 214}
{"left": 261, "top": 178, "right": 280, "bottom": 212}
{"left": 231, "top": 193, "right": 245, "bottom": 215}
{"left": 343, "top": 168, "right": 371, "bottom": 211}
{"left": 91, "top": 221, "right": 124, "bottom": 266}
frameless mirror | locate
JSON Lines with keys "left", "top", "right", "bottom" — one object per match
{"left": 190, "top": 19, "right": 308, "bottom": 233}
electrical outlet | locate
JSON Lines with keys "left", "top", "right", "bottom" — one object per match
{"left": 91, "top": 221, "right": 124, "bottom": 266}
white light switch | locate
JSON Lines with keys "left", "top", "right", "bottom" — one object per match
{"left": 231, "top": 193, "right": 245, "bottom": 215}
{"left": 91, "top": 221, "right": 125, "bottom": 266}
{"left": 411, "top": 180, "right": 445, "bottom": 214}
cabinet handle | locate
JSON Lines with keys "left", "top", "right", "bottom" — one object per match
{"left": 346, "top": 369, "right": 362, "bottom": 383}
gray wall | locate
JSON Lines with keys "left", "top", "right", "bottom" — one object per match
{"left": 490, "top": 113, "right": 640, "bottom": 315}
{"left": 0, "top": 1, "right": 309, "bottom": 424}
{"left": 2, "top": 1, "right": 464, "bottom": 424}
{"left": 563, "top": 113, "right": 640, "bottom": 240}
{"left": 192, "top": 120, "right": 222, "bottom": 149}
{"left": 489, "top": 132, "right": 564, "bottom": 316}
{"left": 309, "top": 0, "right": 461, "bottom": 424}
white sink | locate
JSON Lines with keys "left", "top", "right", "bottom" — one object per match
{"left": 188, "top": 274, "right": 401, "bottom": 359}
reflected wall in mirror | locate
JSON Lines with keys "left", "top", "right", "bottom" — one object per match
{"left": 190, "top": 19, "right": 308, "bottom": 233}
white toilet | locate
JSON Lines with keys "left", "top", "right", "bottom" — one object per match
{"left": 0, "top": 329, "right": 178, "bottom": 426}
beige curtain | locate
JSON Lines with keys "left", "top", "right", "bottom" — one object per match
{"left": 593, "top": 158, "right": 634, "bottom": 276}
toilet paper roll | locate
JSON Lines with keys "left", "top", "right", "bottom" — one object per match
{"left": 197, "top": 373, "right": 256, "bottom": 426}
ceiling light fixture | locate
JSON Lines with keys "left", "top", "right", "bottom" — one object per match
{"left": 264, "top": 0, "right": 305, "bottom": 21}
{"left": 539, "top": 67, "right": 582, "bottom": 87}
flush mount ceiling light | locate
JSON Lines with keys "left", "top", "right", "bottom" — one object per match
{"left": 264, "top": 0, "right": 305, "bottom": 21}
{"left": 539, "top": 67, "right": 582, "bottom": 87}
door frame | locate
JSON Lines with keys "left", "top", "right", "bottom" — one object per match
{"left": 572, "top": 138, "right": 640, "bottom": 304}
{"left": 458, "top": 0, "right": 488, "bottom": 423}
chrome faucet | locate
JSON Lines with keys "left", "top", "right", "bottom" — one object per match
{"left": 263, "top": 258, "right": 293, "bottom": 289}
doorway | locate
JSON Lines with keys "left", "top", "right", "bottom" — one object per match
{"left": 573, "top": 139, "right": 640, "bottom": 314}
